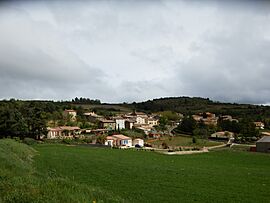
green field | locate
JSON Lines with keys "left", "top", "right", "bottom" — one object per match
{"left": 147, "top": 136, "right": 223, "bottom": 148}
{"left": 1, "top": 139, "right": 270, "bottom": 202}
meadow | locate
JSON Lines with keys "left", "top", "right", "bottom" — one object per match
{"left": 1, "top": 139, "right": 270, "bottom": 202}
{"left": 147, "top": 136, "right": 222, "bottom": 148}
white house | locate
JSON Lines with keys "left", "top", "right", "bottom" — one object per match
{"left": 114, "top": 117, "right": 126, "bottom": 130}
{"left": 47, "top": 126, "right": 81, "bottom": 139}
{"left": 254, "top": 122, "right": 265, "bottom": 129}
{"left": 136, "top": 116, "right": 147, "bottom": 124}
{"left": 147, "top": 118, "right": 159, "bottom": 127}
{"left": 132, "top": 138, "right": 144, "bottom": 147}
{"left": 105, "top": 134, "right": 132, "bottom": 147}
{"left": 211, "top": 131, "right": 234, "bottom": 139}
{"left": 105, "top": 136, "right": 117, "bottom": 147}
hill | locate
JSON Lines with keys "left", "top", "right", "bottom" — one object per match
{"left": 128, "top": 97, "right": 270, "bottom": 119}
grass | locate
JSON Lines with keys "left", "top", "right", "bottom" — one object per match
{"left": 147, "top": 136, "right": 222, "bottom": 148}
{"left": 0, "top": 139, "right": 123, "bottom": 203}
{"left": 33, "top": 143, "right": 270, "bottom": 203}
{"left": 1, "top": 139, "right": 270, "bottom": 202}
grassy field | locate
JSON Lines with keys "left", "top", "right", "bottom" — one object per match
{"left": 147, "top": 136, "right": 223, "bottom": 148}
{"left": 0, "top": 139, "right": 123, "bottom": 203}
{"left": 33, "top": 143, "right": 270, "bottom": 203}
{"left": 1, "top": 139, "right": 270, "bottom": 202}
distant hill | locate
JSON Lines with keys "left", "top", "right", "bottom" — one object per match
{"left": 126, "top": 97, "right": 270, "bottom": 120}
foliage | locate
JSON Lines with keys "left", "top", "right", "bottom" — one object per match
{"left": 159, "top": 111, "right": 180, "bottom": 121}
{"left": 71, "top": 97, "right": 101, "bottom": 105}
{"left": 121, "top": 129, "right": 146, "bottom": 139}
{"left": 0, "top": 101, "right": 48, "bottom": 139}
{"left": 96, "top": 135, "right": 106, "bottom": 144}
{"left": 157, "top": 116, "right": 168, "bottom": 132}
{"left": 174, "top": 116, "right": 197, "bottom": 135}
{"left": 23, "top": 138, "right": 37, "bottom": 145}
{"left": 161, "top": 141, "right": 168, "bottom": 149}
{"left": 218, "top": 119, "right": 241, "bottom": 133}
{"left": 129, "top": 97, "right": 270, "bottom": 121}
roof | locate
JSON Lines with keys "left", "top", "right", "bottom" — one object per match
{"left": 148, "top": 118, "right": 158, "bottom": 121}
{"left": 99, "top": 119, "right": 115, "bottom": 123}
{"left": 60, "top": 126, "right": 80, "bottom": 131}
{"left": 125, "top": 119, "right": 136, "bottom": 123}
{"left": 254, "top": 122, "right": 264, "bottom": 125}
{"left": 106, "top": 136, "right": 117, "bottom": 140}
{"left": 112, "top": 116, "right": 125, "bottom": 119}
{"left": 257, "top": 136, "right": 270, "bottom": 143}
{"left": 47, "top": 126, "right": 80, "bottom": 131}
{"left": 65, "top": 109, "right": 76, "bottom": 112}
{"left": 111, "top": 134, "right": 132, "bottom": 140}
{"left": 47, "top": 127, "right": 62, "bottom": 131}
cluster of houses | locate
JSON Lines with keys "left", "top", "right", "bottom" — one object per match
{"left": 46, "top": 110, "right": 159, "bottom": 142}
{"left": 85, "top": 111, "right": 159, "bottom": 135}
{"left": 46, "top": 109, "right": 270, "bottom": 153}
{"left": 192, "top": 112, "right": 240, "bottom": 126}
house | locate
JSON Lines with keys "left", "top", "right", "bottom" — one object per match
{"left": 63, "top": 110, "right": 77, "bottom": 121}
{"left": 105, "top": 134, "right": 132, "bottom": 147}
{"left": 147, "top": 117, "right": 159, "bottom": 127}
{"left": 47, "top": 127, "right": 62, "bottom": 139}
{"left": 211, "top": 131, "right": 234, "bottom": 139}
{"left": 219, "top": 115, "right": 239, "bottom": 123}
{"left": 114, "top": 117, "right": 126, "bottom": 130}
{"left": 132, "top": 138, "right": 144, "bottom": 147}
{"left": 192, "top": 112, "right": 218, "bottom": 126}
{"left": 256, "top": 136, "right": 270, "bottom": 153}
{"left": 47, "top": 126, "right": 81, "bottom": 139}
{"left": 192, "top": 115, "right": 203, "bottom": 122}
{"left": 99, "top": 119, "right": 116, "bottom": 130}
{"left": 254, "top": 122, "right": 265, "bottom": 129}
{"left": 125, "top": 119, "right": 135, "bottom": 129}
{"left": 136, "top": 116, "right": 147, "bottom": 125}
{"left": 127, "top": 111, "right": 148, "bottom": 124}
{"left": 83, "top": 112, "right": 103, "bottom": 122}
{"left": 105, "top": 136, "right": 117, "bottom": 147}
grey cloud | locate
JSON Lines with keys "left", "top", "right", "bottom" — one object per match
{"left": 0, "top": 0, "right": 270, "bottom": 103}
{"left": 175, "top": 9, "right": 270, "bottom": 104}
{"left": 0, "top": 4, "right": 114, "bottom": 100}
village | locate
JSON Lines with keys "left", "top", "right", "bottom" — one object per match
{"left": 46, "top": 109, "right": 270, "bottom": 153}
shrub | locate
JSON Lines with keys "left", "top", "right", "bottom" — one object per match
{"left": 192, "top": 136, "right": 197, "bottom": 144}
{"left": 162, "top": 142, "right": 168, "bottom": 149}
{"left": 62, "top": 139, "right": 72, "bottom": 145}
{"left": 23, "top": 138, "right": 37, "bottom": 145}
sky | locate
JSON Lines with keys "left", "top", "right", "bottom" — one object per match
{"left": 0, "top": 0, "right": 270, "bottom": 104}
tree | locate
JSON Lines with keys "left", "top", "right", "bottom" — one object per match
{"left": 174, "top": 116, "right": 196, "bottom": 135}
{"left": 96, "top": 135, "right": 106, "bottom": 144}
{"left": 238, "top": 119, "right": 260, "bottom": 142}
{"left": 158, "top": 116, "right": 168, "bottom": 133}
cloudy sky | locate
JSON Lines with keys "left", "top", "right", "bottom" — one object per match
{"left": 0, "top": 0, "right": 270, "bottom": 104}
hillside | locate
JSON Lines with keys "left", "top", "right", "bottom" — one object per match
{"left": 0, "top": 139, "right": 123, "bottom": 203}
{"left": 127, "top": 97, "right": 270, "bottom": 119}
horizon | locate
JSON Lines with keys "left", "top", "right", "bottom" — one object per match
{"left": 1, "top": 0, "right": 270, "bottom": 104}
{"left": 1, "top": 96, "right": 270, "bottom": 106}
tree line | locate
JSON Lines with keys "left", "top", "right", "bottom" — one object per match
{"left": 173, "top": 116, "right": 261, "bottom": 142}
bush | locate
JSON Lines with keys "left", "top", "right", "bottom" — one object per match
{"left": 62, "top": 139, "right": 72, "bottom": 145}
{"left": 162, "top": 142, "right": 168, "bottom": 149}
{"left": 192, "top": 136, "right": 197, "bottom": 144}
{"left": 23, "top": 138, "right": 37, "bottom": 145}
